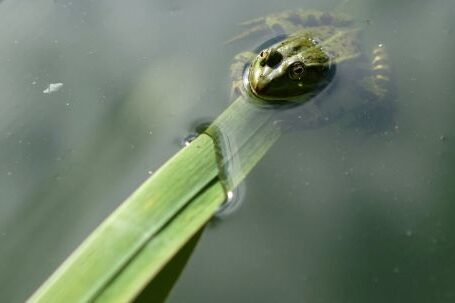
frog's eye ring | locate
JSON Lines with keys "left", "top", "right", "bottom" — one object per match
{"left": 288, "top": 61, "right": 305, "bottom": 80}
{"left": 259, "top": 50, "right": 268, "bottom": 66}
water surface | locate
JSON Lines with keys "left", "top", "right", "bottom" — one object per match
{"left": 0, "top": 0, "right": 454, "bottom": 302}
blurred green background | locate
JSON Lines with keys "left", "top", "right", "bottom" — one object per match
{"left": 0, "top": 0, "right": 454, "bottom": 302}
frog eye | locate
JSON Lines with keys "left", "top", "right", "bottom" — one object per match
{"left": 288, "top": 61, "right": 305, "bottom": 80}
{"left": 265, "top": 50, "right": 283, "bottom": 68}
{"left": 258, "top": 49, "right": 283, "bottom": 68}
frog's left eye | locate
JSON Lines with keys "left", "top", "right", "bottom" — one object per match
{"left": 259, "top": 49, "right": 283, "bottom": 68}
{"left": 265, "top": 50, "right": 283, "bottom": 68}
{"left": 288, "top": 61, "right": 305, "bottom": 80}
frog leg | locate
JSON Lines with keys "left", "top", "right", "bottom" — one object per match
{"left": 352, "top": 44, "right": 395, "bottom": 133}
{"left": 226, "top": 10, "right": 354, "bottom": 44}
{"left": 229, "top": 51, "right": 256, "bottom": 98}
{"left": 357, "top": 44, "right": 391, "bottom": 101}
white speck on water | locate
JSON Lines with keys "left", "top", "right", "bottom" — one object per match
{"left": 65, "top": 102, "right": 70, "bottom": 106}
{"left": 405, "top": 229, "right": 413, "bottom": 237}
{"left": 147, "top": 170, "right": 154, "bottom": 175}
{"left": 43, "top": 83, "right": 63, "bottom": 94}
{"left": 344, "top": 167, "right": 354, "bottom": 175}
{"left": 31, "top": 81, "right": 37, "bottom": 85}
{"left": 393, "top": 267, "right": 400, "bottom": 274}
{"left": 272, "top": 119, "right": 283, "bottom": 125}
{"left": 148, "top": 130, "right": 153, "bottom": 135}
{"left": 226, "top": 191, "right": 234, "bottom": 201}
{"left": 7, "top": 171, "right": 12, "bottom": 176}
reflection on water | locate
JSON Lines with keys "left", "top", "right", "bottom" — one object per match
{"left": 0, "top": 0, "right": 454, "bottom": 302}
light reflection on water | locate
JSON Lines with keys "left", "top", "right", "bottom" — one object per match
{"left": 0, "top": 0, "right": 454, "bottom": 302}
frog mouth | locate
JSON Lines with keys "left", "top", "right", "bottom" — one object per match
{"left": 249, "top": 78, "right": 277, "bottom": 101}
{"left": 248, "top": 71, "right": 290, "bottom": 101}
{"left": 249, "top": 78, "right": 268, "bottom": 95}
{"left": 247, "top": 65, "right": 274, "bottom": 99}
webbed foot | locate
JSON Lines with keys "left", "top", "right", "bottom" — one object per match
{"left": 358, "top": 44, "right": 391, "bottom": 101}
{"left": 352, "top": 44, "right": 396, "bottom": 134}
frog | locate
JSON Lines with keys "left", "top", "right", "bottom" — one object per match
{"left": 228, "top": 9, "right": 394, "bottom": 132}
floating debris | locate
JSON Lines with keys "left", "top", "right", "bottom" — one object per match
{"left": 43, "top": 83, "right": 63, "bottom": 94}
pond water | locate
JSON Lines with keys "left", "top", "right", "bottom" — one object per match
{"left": 1, "top": 0, "right": 454, "bottom": 302}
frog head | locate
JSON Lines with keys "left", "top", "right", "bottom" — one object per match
{"left": 248, "top": 36, "right": 335, "bottom": 102}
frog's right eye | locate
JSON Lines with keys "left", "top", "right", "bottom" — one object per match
{"left": 288, "top": 61, "right": 305, "bottom": 80}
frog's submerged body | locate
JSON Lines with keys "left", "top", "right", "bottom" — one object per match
{"left": 229, "top": 9, "right": 394, "bottom": 132}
